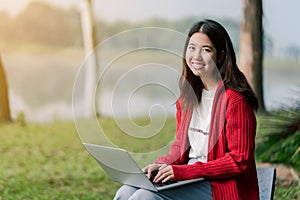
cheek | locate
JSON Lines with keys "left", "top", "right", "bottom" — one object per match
{"left": 185, "top": 52, "right": 191, "bottom": 64}
{"left": 185, "top": 51, "right": 190, "bottom": 60}
{"left": 186, "top": 50, "right": 195, "bottom": 60}
{"left": 204, "top": 54, "right": 217, "bottom": 64}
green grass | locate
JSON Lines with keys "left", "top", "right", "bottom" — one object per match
{"left": 0, "top": 118, "right": 299, "bottom": 199}
{"left": 0, "top": 121, "right": 120, "bottom": 199}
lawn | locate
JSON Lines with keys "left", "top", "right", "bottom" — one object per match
{"left": 0, "top": 118, "right": 299, "bottom": 199}
{"left": 0, "top": 120, "right": 120, "bottom": 199}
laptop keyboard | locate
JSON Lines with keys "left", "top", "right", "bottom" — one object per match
{"left": 153, "top": 180, "right": 178, "bottom": 187}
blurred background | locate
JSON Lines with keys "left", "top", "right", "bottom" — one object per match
{"left": 0, "top": 1, "right": 299, "bottom": 199}
{"left": 0, "top": 0, "right": 299, "bottom": 122}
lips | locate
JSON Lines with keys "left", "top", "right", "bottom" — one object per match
{"left": 192, "top": 62, "right": 205, "bottom": 70}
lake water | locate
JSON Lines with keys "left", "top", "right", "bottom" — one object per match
{"left": 9, "top": 65, "right": 300, "bottom": 122}
{"left": 4, "top": 51, "right": 299, "bottom": 122}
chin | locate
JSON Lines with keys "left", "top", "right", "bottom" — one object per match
{"left": 192, "top": 71, "right": 203, "bottom": 77}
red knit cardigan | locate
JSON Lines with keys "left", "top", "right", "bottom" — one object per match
{"left": 155, "top": 84, "right": 259, "bottom": 200}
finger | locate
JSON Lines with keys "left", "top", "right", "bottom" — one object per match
{"left": 142, "top": 166, "right": 148, "bottom": 174}
{"left": 148, "top": 168, "right": 156, "bottom": 179}
{"left": 142, "top": 164, "right": 152, "bottom": 174}
{"left": 162, "top": 172, "right": 174, "bottom": 183}
{"left": 147, "top": 165, "right": 154, "bottom": 179}
{"left": 147, "top": 164, "right": 161, "bottom": 179}
{"left": 155, "top": 167, "right": 174, "bottom": 183}
{"left": 153, "top": 169, "right": 170, "bottom": 183}
{"left": 156, "top": 164, "right": 168, "bottom": 180}
{"left": 158, "top": 164, "right": 167, "bottom": 171}
{"left": 152, "top": 168, "right": 161, "bottom": 182}
{"left": 153, "top": 172, "right": 162, "bottom": 183}
{"left": 162, "top": 175, "right": 173, "bottom": 183}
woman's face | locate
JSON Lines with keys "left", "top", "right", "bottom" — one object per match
{"left": 185, "top": 32, "right": 218, "bottom": 79}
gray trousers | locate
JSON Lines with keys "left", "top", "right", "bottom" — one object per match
{"left": 113, "top": 180, "right": 212, "bottom": 200}
{"left": 113, "top": 159, "right": 212, "bottom": 200}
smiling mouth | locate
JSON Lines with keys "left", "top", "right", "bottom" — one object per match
{"left": 192, "top": 62, "right": 205, "bottom": 69}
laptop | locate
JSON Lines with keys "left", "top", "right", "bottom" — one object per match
{"left": 83, "top": 143, "right": 204, "bottom": 191}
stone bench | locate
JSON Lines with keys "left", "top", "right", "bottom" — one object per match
{"left": 257, "top": 167, "right": 276, "bottom": 200}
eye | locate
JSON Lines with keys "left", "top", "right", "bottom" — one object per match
{"left": 187, "top": 45, "right": 196, "bottom": 51}
{"left": 202, "top": 48, "right": 211, "bottom": 53}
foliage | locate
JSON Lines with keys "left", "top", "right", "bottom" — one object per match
{"left": 275, "top": 185, "right": 300, "bottom": 200}
{"left": 0, "top": 2, "right": 82, "bottom": 48}
{"left": 256, "top": 94, "right": 300, "bottom": 171}
{"left": 1, "top": 0, "right": 280, "bottom": 57}
{"left": 0, "top": 1, "right": 242, "bottom": 51}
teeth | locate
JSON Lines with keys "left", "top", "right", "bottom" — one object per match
{"left": 192, "top": 62, "right": 204, "bottom": 65}
{"left": 193, "top": 63, "right": 204, "bottom": 67}
{"left": 192, "top": 62, "right": 205, "bottom": 70}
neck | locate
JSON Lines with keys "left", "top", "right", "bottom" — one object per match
{"left": 201, "top": 70, "right": 221, "bottom": 91}
{"left": 202, "top": 77, "right": 219, "bottom": 91}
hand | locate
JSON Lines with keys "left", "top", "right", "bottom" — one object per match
{"left": 142, "top": 163, "right": 162, "bottom": 179}
{"left": 153, "top": 164, "right": 174, "bottom": 183}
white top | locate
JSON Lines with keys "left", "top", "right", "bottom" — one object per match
{"left": 188, "top": 88, "right": 216, "bottom": 163}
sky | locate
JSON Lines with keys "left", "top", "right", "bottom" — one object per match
{"left": 1, "top": 0, "right": 300, "bottom": 49}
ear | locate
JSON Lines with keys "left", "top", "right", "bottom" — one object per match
{"left": 218, "top": 51, "right": 225, "bottom": 63}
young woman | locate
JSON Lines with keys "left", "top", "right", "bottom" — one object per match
{"left": 114, "top": 19, "right": 259, "bottom": 200}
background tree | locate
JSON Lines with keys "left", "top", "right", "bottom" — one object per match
{"left": 0, "top": 55, "right": 11, "bottom": 123}
{"left": 239, "top": 0, "right": 265, "bottom": 112}
{"left": 80, "top": 0, "right": 100, "bottom": 118}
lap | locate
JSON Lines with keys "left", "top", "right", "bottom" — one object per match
{"left": 160, "top": 180, "right": 212, "bottom": 200}
{"left": 114, "top": 180, "right": 212, "bottom": 200}
{"left": 113, "top": 185, "right": 164, "bottom": 200}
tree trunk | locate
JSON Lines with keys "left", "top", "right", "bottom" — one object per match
{"left": 239, "top": 0, "right": 265, "bottom": 112}
{"left": 80, "top": 0, "right": 100, "bottom": 118}
{"left": 0, "top": 54, "right": 12, "bottom": 123}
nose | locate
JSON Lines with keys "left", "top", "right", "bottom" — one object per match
{"left": 193, "top": 49, "right": 203, "bottom": 60}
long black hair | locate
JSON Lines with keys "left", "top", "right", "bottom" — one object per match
{"left": 179, "top": 19, "right": 258, "bottom": 110}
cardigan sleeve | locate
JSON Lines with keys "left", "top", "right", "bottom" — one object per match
{"left": 172, "top": 93, "right": 257, "bottom": 180}
{"left": 155, "top": 100, "right": 190, "bottom": 165}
